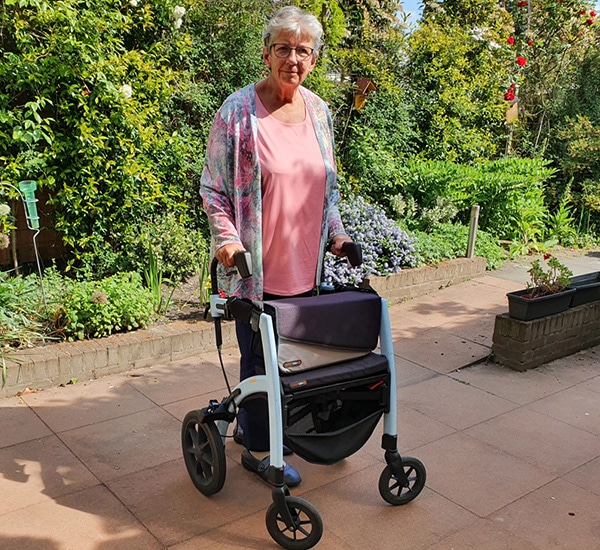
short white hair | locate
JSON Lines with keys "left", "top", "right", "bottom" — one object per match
{"left": 263, "top": 6, "right": 323, "bottom": 53}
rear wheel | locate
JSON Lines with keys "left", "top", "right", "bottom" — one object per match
{"left": 181, "top": 410, "right": 226, "bottom": 496}
{"left": 378, "top": 456, "right": 426, "bottom": 505}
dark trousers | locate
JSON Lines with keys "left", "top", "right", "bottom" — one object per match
{"left": 236, "top": 290, "right": 314, "bottom": 452}
{"left": 235, "top": 320, "right": 269, "bottom": 451}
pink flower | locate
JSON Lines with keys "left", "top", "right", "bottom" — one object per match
{"left": 507, "top": 36, "right": 515, "bottom": 45}
{"left": 516, "top": 56, "right": 527, "bottom": 66}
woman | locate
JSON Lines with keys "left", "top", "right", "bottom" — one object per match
{"left": 200, "top": 5, "right": 350, "bottom": 487}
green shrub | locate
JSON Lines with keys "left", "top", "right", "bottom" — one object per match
{"left": 392, "top": 158, "right": 557, "bottom": 245}
{"left": 411, "top": 223, "right": 507, "bottom": 270}
{"left": 0, "top": 0, "right": 208, "bottom": 274}
{"left": 58, "top": 272, "right": 154, "bottom": 340}
{"left": 128, "top": 212, "right": 207, "bottom": 283}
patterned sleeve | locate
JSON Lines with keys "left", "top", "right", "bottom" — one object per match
{"left": 199, "top": 110, "right": 242, "bottom": 250}
{"left": 323, "top": 105, "right": 346, "bottom": 240}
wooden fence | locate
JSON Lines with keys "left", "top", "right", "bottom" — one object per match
{"left": 1, "top": 188, "right": 67, "bottom": 270}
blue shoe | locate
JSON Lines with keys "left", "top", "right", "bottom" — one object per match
{"left": 241, "top": 450, "right": 302, "bottom": 487}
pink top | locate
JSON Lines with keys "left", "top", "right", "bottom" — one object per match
{"left": 256, "top": 92, "right": 326, "bottom": 296}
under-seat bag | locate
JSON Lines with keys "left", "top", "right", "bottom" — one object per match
{"left": 257, "top": 291, "right": 382, "bottom": 374}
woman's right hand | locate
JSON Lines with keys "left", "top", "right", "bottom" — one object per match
{"left": 216, "top": 243, "right": 246, "bottom": 268}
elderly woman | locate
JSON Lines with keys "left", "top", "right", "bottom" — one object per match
{"left": 200, "top": 5, "right": 350, "bottom": 487}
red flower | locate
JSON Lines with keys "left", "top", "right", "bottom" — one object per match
{"left": 507, "top": 36, "right": 515, "bottom": 45}
{"left": 580, "top": 10, "right": 587, "bottom": 15}
{"left": 586, "top": 18, "right": 594, "bottom": 25}
{"left": 504, "top": 83, "right": 516, "bottom": 101}
{"left": 590, "top": 10, "right": 596, "bottom": 17}
{"left": 527, "top": 39, "right": 534, "bottom": 46}
{"left": 82, "top": 90, "right": 90, "bottom": 95}
{"left": 543, "top": 253, "right": 551, "bottom": 260}
{"left": 516, "top": 56, "right": 527, "bottom": 66}
{"left": 516, "top": 1, "right": 528, "bottom": 7}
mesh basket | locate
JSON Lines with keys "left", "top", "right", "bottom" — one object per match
{"left": 283, "top": 380, "right": 388, "bottom": 465}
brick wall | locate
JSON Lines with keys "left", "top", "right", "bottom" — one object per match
{"left": 492, "top": 301, "right": 600, "bottom": 371}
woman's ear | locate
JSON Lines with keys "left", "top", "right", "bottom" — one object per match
{"left": 262, "top": 46, "right": 271, "bottom": 69}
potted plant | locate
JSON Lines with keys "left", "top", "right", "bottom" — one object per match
{"left": 507, "top": 254, "right": 575, "bottom": 321}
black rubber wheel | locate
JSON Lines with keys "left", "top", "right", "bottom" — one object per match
{"left": 378, "top": 456, "right": 426, "bottom": 505}
{"left": 181, "top": 410, "right": 226, "bottom": 496}
{"left": 265, "top": 496, "right": 323, "bottom": 550}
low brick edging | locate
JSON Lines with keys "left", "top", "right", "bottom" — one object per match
{"left": 2, "top": 321, "right": 238, "bottom": 399}
{"left": 370, "top": 256, "right": 487, "bottom": 302}
{"left": 1, "top": 256, "right": 487, "bottom": 398}
{"left": 491, "top": 300, "right": 600, "bottom": 371}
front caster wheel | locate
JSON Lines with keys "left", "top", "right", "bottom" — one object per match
{"left": 265, "top": 496, "right": 323, "bottom": 550}
{"left": 181, "top": 410, "right": 226, "bottom": 496}
{"left": 378, "top": 456, "right": 426, "bottom": 505}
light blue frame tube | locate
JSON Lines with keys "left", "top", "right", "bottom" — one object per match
{"left": 209, "top": 302, "right": 285, "bottom": 470}
{"left": 380, "top": 298, "right": 397, "bottom": 437}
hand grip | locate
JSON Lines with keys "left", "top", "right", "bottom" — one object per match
{"left": 342, "top": 242, "right": 362, "bottom": 267}
{"left": 234, "top": 251, "right": 253, "bottom": 278}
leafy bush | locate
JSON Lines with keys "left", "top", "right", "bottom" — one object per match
{"left": 57, "top": 272, "right": 155, "bottom": 340}
{"left": 406, "top": 5, "right": 512, "bottom": 163}
{"left": 127, "top": 212, "right": 208, "bottom": 283}
{"left": 0, "top": 0, "right": 238, "bottom": 274}
{"left": 410, "top": 223, "right": 507, "bottom": 270}
{"left": 323, "top": 195, "right": 418, "bottom": 286}
{"left": 392, "top": 158, "right": 557, "bottom": 245}
{"left": 1, "top": 268, "right": 155, "bottom": 347}
{"left": 0, "top": 0, "right": 194, "bottom": 267}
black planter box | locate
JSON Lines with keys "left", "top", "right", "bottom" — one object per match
{"left": 507, "top": 287, "right": 576, "bottom": 321}
{"left": 569, "top": 272, "right": 600, "bottom": 307}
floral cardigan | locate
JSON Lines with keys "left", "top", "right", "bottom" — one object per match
{"left": 200, "top": 83, "right": 345, "bottom": 300}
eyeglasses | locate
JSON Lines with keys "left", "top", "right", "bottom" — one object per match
{"left": 270, "top": 44, "right": 315, "bottom": 61}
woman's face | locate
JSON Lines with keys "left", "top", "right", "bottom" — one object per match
{"left": 263, "top": 30, "right": 317, "bottom": 89}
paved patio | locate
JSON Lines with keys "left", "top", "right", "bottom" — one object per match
{"left": 1, "top": 260, "right": 599, "bottom": 549}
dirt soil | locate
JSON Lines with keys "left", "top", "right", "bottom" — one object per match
{"left": 160, "top": 274, "right": 208, "bottom": 323}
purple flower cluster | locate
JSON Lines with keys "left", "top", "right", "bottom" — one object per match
{"left": 324, "top": 195, "right": 417, "bottom": 286}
